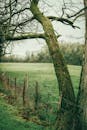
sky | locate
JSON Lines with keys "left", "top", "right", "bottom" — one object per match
{"left": 7, "top": 0, "right": 85, "bottom": 57}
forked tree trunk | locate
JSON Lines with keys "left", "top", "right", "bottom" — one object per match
{"left": 30, "top": 1, "right": 75, "bottom": 130}
{"left": 77, "top": 0, "right": 87, "bottom": 130}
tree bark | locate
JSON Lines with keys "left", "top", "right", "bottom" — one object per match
{"left": 0, "top": 27, "right": 4, "bottom": 61}
{"left": 6, "top": 33, "right": 45, "bottom": 41}
{"left": 77, "top": 0, "right": 87, "bottom": 130}
{"left": 30, "top": 1, "right": 75, "bottom": 130}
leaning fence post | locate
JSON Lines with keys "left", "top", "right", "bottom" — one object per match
{"left": 7, "top": 77, "right": 10, "bottom": 86}
{"left": 35, "top": 81, "right": 39, "bottom": 110}
{"left": 14, "top": 77, "right": 17, "bottom": 100}
{"left": 23, "top": 78, "right": 26, "bottom": 107}
{"left": 26, "top": 73, "right": 30, "bottom": 106}
{"left": 6, "top": 76, "right": 10, "bottom": 89}
{"left": 26, "top": 73, "right": 29, "bottom": 89}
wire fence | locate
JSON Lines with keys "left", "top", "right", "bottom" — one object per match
{"left": 0, "top": 71, "right": 86, "bottom": 129}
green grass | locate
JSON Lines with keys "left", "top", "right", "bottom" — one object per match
{"left": 0, "top": 63, "right": 81, "bottom": 104}
{"left": 0, "top": 63, "right": 81, "bottom": 96}
{"left": 0, "top": 97, "right": 45, "bottom": 130}
{"left": 0, "top": 63, "right": 81, "bottom": 130}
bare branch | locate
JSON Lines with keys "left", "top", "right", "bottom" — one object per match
{"left": 11, "top": 16, "right": 35, "bottom": 27}
{"left": 0, "top": 7, "right": 30, "bottom": 24}
{"left": 6, "top": 33, "right": 45, "bottom": 41}
{"left": 73, "top": 13, "right": 85, "bottom": 22}
{"left": 67, "top": 6, "right": 87, "bottom": 18}
{"left": 48, "top": 16, "right": 80, "bottom": 29}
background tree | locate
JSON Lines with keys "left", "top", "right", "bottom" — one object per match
{"left": 25, "top": 51, "right": 31, "bottom": 62}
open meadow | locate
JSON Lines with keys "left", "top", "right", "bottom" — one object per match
{"left": 0, "top": 63, "right": 81, "bottom": 100}
{"left": 0, "top": 63, "right": 81, "bottom": 130}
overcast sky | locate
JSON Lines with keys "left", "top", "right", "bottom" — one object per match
{"left": 8, "top": 0, "right": 85, "bottom": 57}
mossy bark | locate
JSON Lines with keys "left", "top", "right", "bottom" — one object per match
{"left": 76, "top": 0, "right": 87, "bottom": 130}
{"left": 30, "top": 1, "right": 75, "bottom": 130}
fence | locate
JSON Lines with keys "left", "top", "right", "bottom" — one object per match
{"left": 0, "top": 72, "right": 79, "bottom": 128}
{"left": 0, "top": 72, "right": 40, "bottom": 109}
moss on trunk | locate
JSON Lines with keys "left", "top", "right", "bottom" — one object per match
{"left": 30, "top": 1, "right": 75, "bottom": 130}
{"left": 76, "top": 0, "right": 87, "bottom": 130}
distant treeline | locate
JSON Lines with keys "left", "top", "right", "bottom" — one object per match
{"left": 1, "top": 43, "right": 84, "bottom": 65}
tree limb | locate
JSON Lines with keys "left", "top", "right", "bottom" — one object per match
{"left": 67, "top": 6, "right": 87, "bottom": 18}
{"left": 6, "top": 33, "right": 45, "bottom": 41}
{"left": 48, "top": 16, "right": 80, "bottom": 29}
{"left": 0, "top": 7, "right": 30, "bottom": 24}
{"left": 11, "top": 16, "right": 35, "bottom": 27}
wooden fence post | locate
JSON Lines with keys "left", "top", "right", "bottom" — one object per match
{"left": 26, "top": 73, "right": 30, "bottom": 106}
{"left": 35, "top": 81, "right": 39, "bottom": 110}
{"left": 14, "top": 77, "right": 17, "bottom": 100}
{"left": 7, "top": 77, "right": 10, "bottom": 86}
{"left": 6, "top": 76, "right": 10, "bottom": 89}
{"left": 26, "top": 73, "right": 29, "bottom": 89}
{"left": 23, "top": 78, "right": 26, "bottom": 107}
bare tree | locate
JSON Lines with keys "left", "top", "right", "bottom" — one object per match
{"left": 64, "top": 1, "right": 87, "bottom": 129}
{"left": 76, "top": 0, "right": 87, "bottom": 130}
{"left": 0, "top": 0, "right": 87, "bottom": 130}
{"left": 0, "top": 0, "right": 34, "bottom": 57}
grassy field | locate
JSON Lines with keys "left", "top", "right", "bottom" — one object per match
{"left": 0, "top": 63, "right": 81, "bottom": 130}
{"left": 0, "top": 63, "right": 81, "bottom": 95}
{"left": 0, "top": 63, "right": 81, "bottom": 106}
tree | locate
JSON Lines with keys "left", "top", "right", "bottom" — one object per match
{"left": 62, "top": 0, "right": 87, "bottom": 129}
{"left": 30, "top": 2, "right": 75, "bottom": 129}
{"left": 0, "top": 0, "right": 34, "bottom": 57}
{"left": 0, "top": 0, "right": 86, "bottom": 130}
{"left": 76, "top": 0, "right": 87, "bottom": 130}
{"left": 25, "top": 51, "right": 31, "bottom": 62}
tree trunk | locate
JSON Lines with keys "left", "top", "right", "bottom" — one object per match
{"left": 30, "top": 1, "right": 75, "bottom": 130}
{"left": 77, "top": 0, "right": 87, "bottom": 130}
{"left": 0, "top": 28, "right": 4, "bottom": 61}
